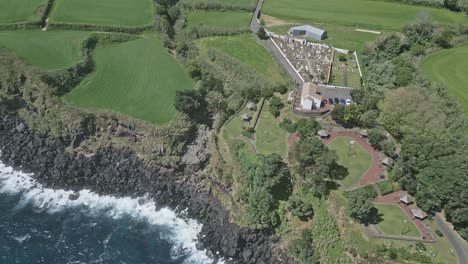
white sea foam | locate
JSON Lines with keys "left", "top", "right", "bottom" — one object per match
{"left": 0, "top": 161, "right": 220, "bottom": 264}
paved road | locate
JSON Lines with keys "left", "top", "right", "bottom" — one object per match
{"left": 249, "top": 0, "right": 304, "bottom": 84}
{"left": 434, "top": 213, "right": 468, "bottom": 264}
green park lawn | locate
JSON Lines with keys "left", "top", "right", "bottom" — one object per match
{"left": 263, "top": 0, "right": 468, "bottom": 32}
{"left": 268, "top": 23, "right": 379, "bottom": 53}
{"left": 373, "top": 204, "right": 421, "bottom": 237}
{"left": 65, "top": 36, "right": 193, "bottom": 124}
{"left": 327, "top": 136, "right": 372, "bottom": 189}
{"left": 255, "top": 105, "right": 288, "bottom": 158}
{"left": 0, "top": 30, "right": 90, "bottom": 71}
{"left": 187, "top": 11, "right": 251, "bottom": 30}
{"left": 0, "top": 0, "right": 45, "bottom": 24}
{"left": 196, "top": 35, "right": 287, "bottom": 83}
{"left": 50, "top": 0, "right": 154, "bottom": 27}
{"left": 423, "top": 44, "right": 468, "bottom": 114}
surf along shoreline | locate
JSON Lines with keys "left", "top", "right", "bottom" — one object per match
{"left": 0, "top": 113, "right": 294, "bottom": 264}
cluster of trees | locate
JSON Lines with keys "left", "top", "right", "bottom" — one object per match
{"left": 280, "top": 118, "right": 321, "bottom": 138}
{"left": 444, "top": 0, "right": 468, "bottom": 12}
{"left": 347, "top": 187, "right": 378, "bottom": 224}
{"left": 268, "top": 96, "right": 284, "bottom": 117}
{"left": 352, "top": 14, "right": 468, "bottom": 240}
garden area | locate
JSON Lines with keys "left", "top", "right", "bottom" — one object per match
{"left": 330, "top": 52, "right": 361, "bottom": 88}
{"left": 373, "top": 203, "right": 420, "bottom": 237}
{"left": 326, "top": 136, "right": 372, "bottom": 189}
{"left": 0, "top": 30, "right": 90, "bottom": 71}
{"left": 65, "top": 35, "right": 193, "bottom": 124}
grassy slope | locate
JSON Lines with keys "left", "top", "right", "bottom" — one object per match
{"left": 0, "top": 30, "right": 90, "bottom": 70}
{"left": 196, "top": 35, "right": 286, "bottom": 83}
{"left": 255, "top": 106, "right": 287, "bottom": 158}
{"left": 65, "top": 36, "right": 193, "bottom": 124}
{"left": 50, "top": 0, "right": 154, "bottom": 27}
{"left": 187, "top": 11, "right": 251, "bottom": 30}
{"left": 423, "top": 45, "right": 468, "bottom": 114}
{"left": 373, "top": 204, "right": 421, "bottom": 237}
{"left": 327, "top": 136, "right": 372, "bottom": 189}
{"left": 0, "top": 0, "right": 45, "bottom": 24}
{"left": 263, "top": 0, "right": 467, "bottom": 32}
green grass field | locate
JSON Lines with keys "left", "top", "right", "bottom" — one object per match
{"left": 423, "top": 45, "right": 468, "bottom": 114}
{"left": 255, "top": 105, "right": 287, "bottom": 158}
{"left": 187, "top": 11, "right": 251, "bottom": 30}
{"left": 373, "top": 204, "right": 421, "bottom": 237}
{"left": 327, "top": 136, "right": 372, "bottom": 189}
{"left": 65, "top": 36, "right": 193, "bottom": 124}
{"left": 50, "top": 0, "right": 154, "bottom": 27}
{"left": 196, "top": 35, "right": 286, "bottom": 83}
{"left": 0, "top": 30, "right": 90, "bottom": 70}
{"left": 263, "top": 0, "right": 468, "bottom": 32}
{"left": 0, "top": 0, "right": 45, "bottom": 24}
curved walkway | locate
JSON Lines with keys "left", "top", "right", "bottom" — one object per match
{"left": 321, "top": 130, "right": 384, "bottom": 187}
{"left": 434, "top": 213, "right": 468, "bottom": 264}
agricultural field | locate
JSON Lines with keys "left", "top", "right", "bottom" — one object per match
{"left": 0, "top": 30, "right": 90, "bottom": 71}
{"left": 65, "top": 36, "right": 193, "bottom": 124}
{"left": 373, "top": 204, "right": 421, "bottom": 237}
{"left": 50, "top": 0, "right": 154, "bottom": 27}
{"left": 423, "top": 44, "right": 468, "bottom": 114}
{"left": 181, "top": 0, "right": 255, "bottom": 10}
{"left": 187, "top": 11, "right": 251, "bottom": 30}
{"left": 263, "top": 0, "right": 468, "bottom": 32}
{"left": 0, "top": 0, "right": 45, "bottom": 24}
{"left": 255, "top": 105, "right": 288, "bottom": 158}
{"left": 327, "top": 136, "right": 372, "bottom": 189}
{"left": 196, "top": 35, "right": 287, "bottom": 83}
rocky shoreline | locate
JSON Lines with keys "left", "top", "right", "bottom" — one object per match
{"left": 0, "top": 114, "right": 295, "bottom": 264}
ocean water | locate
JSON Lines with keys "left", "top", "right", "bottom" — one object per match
{"left": 0, "top": 161, "right": 217, "bottom": 264}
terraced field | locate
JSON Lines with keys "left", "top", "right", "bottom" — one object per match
{"left": 263, "top": 0, "right": 468, "bottom": 31}
{"left": 0, "top": 31, "right": 90, "bottom": 70}
{"left": 0, "top": 0, "right": 45, "bottom": 24}
{"left": 196, "top": 35, "right": 286, "bottom": 83}
{"left": 423, "top": 45, "right": 468, "bottom": 114}
{"left": 187, "top": 11, "right": 251, "bottom": 30}
{"left": 50, "top": 0, "right": 154, "bottom": 27}
{"left": 65, "top": 36, "right": 193, "bottom": 124}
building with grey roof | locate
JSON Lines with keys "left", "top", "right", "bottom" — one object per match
{"left": 289, "top": 25, "right": 327, "bottom": 41}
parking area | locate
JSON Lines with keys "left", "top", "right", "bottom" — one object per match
{"left": 317, "top": 85, "right": 352, "bottom": 105}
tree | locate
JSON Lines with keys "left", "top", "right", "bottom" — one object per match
{"left": 348, "top": 187, "right": 378, "bottom": 224}
{"left": 331, "top": 104, "right": 362, "bottom": 127}
{"left": 368, "top": 128, "right": 387, "bottom": 150}
{"left": 287, "top": 195, "right": 314, "bottom": 220}
{"left": 434, "top": 30, "right": 453, "bottom": 49}
{"left": 257, "top": 27, "right": 267, "bottom": 40}
{"left": 360, "top": 110, "right": 379, "bottom": 128}
{"left": 296, "top": 118, "right": 320, "bottom": 138}
{"left": 174, "top": 90, "right": 206, "bottom": 120}
{"left": 288, "top": 229, "right": 319, "bottom": 263}
{"left": 269, "top": 96, "right": 284, "bottom": 118}
{"left": 444, "top": 0, "right": 460, "bottom": 10}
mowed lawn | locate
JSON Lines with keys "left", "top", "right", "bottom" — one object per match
{"left": 373, "top": 204, "right": 421, "bottom": 237}
{"left": 50, "top": 0, "right": 154, "bottom": 27}
{"left": 327, "top": 136, "right": 372, "bottom": 189}
{"left": 196, "top": 35, "right": 286, "bottom": 83}
{"left": 65, "top": 36, "right": 193, "bottom": 124}
{"left": 187, "top": 11, "right": 251, "bottom": 30}
{"left": 423, "top": 45, "right": 468, "bottom": 114}
{"left": 0, "top": 30, "right": 90, "bottom": 70}
{"left": 263, "top": 0, "right": 468, "bottom": 31}
{"left": 0, "top": 0, "right": 45, "bottom": 24}
{"left": 255, "top": 106, "right": 287, "bottom": 158}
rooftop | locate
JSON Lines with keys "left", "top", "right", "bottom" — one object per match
{"left": 290, "top": 25, "right": 326, "bottom": 36}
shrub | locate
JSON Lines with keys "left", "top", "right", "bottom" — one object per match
{"left": 435, "top": 229, "right": 443, "bottom": 237}
{"left": 241, "top": 127, "right": 255, "bottom": 139}
{"left": 280, "top": 118, "right": 297, "bottom": 133}
{"left": 257, "top": 27, "right": 267, "bottom": 40}
{"left": 269, "top": 96, "right": 284, "bottom": 118}
{"left": 338, "top": 53, "right": 347, "bottom": 62}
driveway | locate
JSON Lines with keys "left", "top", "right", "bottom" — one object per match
{"left": 434, "top": 213, "right": 468, "bottom": 264}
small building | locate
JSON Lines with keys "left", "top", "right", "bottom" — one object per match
{"left": 247, "top": 102, "right": 256, "bottom": 110}
{"left": 240, "top": 113, "right": 252, "bottom": 121}
{"left": 300, "top": 82, "right": 322, "bottom": 110}
{"left": 318, "top": 130, "right": 329, "bottom": 138}
{"left": 400, "top": 194, "right": 414, "bottom": 205}
{"left": 289, "top": 25, "right": 327, "bottom": 41}
{"left": 411, "top": 208, "right": 428, "bottom": 220}
{"left": 382, "top": 157, "right": 393, "bottom": 167}
{"left": 359, "top": 129, "right": 368, "bottom": 138}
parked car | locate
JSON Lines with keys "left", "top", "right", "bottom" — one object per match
{"left": 322, "top": 98, "right": 328, "bottom": 105}
{"left": 334, "top": 98, "right": 339, "bottom": 104}
{"left": 339, "top": 98, "right": 346, "bottom": 105}
{"left": 346, "top": 99, "right": 351, "bottom": 105}
{"left": 328, "top": 98, "right": 334, "bottom": 105}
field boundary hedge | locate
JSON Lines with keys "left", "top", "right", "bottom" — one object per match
{"left": 371, "top": 0, "right": 444, "bottom": 9}
{"left": 180, "top": 1, "right": 255, "bottom": 12}
{"left": 187, "top": 25, "right": 250, "bottom": 38}
{"left": 47, "top": 23, "right": 154, "bottom": 34}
